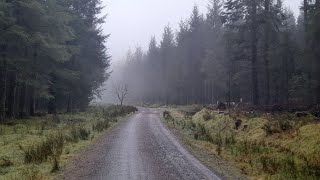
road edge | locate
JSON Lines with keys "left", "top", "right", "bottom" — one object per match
{"left": 158, "top": 108, "right": 248, "bottom": 180}
{"left": 54, "top": 112, "right": 138, "bottom": 179}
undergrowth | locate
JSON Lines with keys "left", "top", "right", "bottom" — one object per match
{"left": 24, "top": 133, "right": 64, "bottom": 164}
{"left": 164, "top": 108, "right": 320, "bottom": 179}
{"left": 0, "top": 105, "right": 137, "bottom": 179}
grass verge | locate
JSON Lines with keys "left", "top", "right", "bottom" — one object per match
{"left": 163, "top": 106, "right": 320, "bottom": 179}
{"left": 0, "top": 105, "right": 137, "bottom": 179}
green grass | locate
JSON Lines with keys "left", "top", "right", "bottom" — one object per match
{"left": 0, "top": 105, "right": 137, "bottom": 179}
{"left": 164, "top": 107, "right": 320, "bottom": 179}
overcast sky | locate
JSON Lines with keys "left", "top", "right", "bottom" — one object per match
{"left": 101, "top": 0, "right": 301, "bottom": 65}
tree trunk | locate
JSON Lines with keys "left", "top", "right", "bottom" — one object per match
{"left": 264, "top": 0, "right": 271, "bottom": 105}
{"left": 67, "top": 93, "right": 73, "bottom": 113}
{"left": 48, "top": 98, "right": 56, "bottom": 114}
{"left": 15, "top": 83, "right": 20, "bottom": 117}
{"left": 48, "top": 76, "right": 57, "bottom": 114}
{"left": 29, "top": 87, "right": 35, "bottom": 116}
{"left": 7, "top": 72, "right": 17, "bottom": 118}
{"left": 19, "top": 83, "right": 27, "bottom": 118}
{"left": 227, "top": 71, "right": 232, "bottom": 108}
{"left": 304, "top": 0, "right": 308, "bottom": 31}
{"left": 211, "top": 80, "right": 214, "bottom": 104}
{"left": 317, "top": 53, "right": 320, "bottom": 104}
{"left": 251, "top": 0, "right": 260, "bottom": 106}
{"left": 304, "top": 0, "right": 313, "bottom": 105}
{"left": 0, "top": 55, "right": 8, "bottom": 122}
{"left": 317, "top": 82, "right": 320, "bottom": 104}
{"left": 284, "top": 56, "right": 289, "bottom": 106}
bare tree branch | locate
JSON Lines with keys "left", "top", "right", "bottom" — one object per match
{"left": 113, "top": 83, "right": 129, "bottom": 106}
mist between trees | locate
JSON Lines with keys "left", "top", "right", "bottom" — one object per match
{"left": 0, "top": 0, "right": 110, "bottom": 121}
{"left": 117, "top": 0, "right": 320, "bottom": 108}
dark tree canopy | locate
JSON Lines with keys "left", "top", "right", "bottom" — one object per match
{"left": 0, "top": 0, "right": 110, "bottom": 121}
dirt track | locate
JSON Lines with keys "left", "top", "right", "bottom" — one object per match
{"left": 62, "top": 108, "right": 220, "bottom": 180}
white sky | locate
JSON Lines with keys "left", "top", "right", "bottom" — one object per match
{"left": 101, "top": 0, "right": 301, "bottom": 65}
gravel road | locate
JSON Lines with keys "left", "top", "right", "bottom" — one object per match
{"left": 62, "top": 108, "right": 220, "bottom": 180}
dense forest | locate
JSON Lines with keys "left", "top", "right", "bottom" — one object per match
{"left": 120, "top": 0, "right": 319, "bottom": 109}
{"left": 0, "top": 0, "right": 110, "bottom": 121}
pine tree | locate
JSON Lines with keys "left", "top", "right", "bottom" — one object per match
{"left": 203, "top": 0, "right": 226, "bottom": 104}
{"left": 0, "top": 0, "right": 110, "bottom": 119}
{"left": 263, "top": 0, "right": 271, "bottom": 105}
{"left": 308, "top": 0, "right": 320, "bottom": 103}
{"left": 160, "top": 25, "right": 175, "bottom": 104}
{"left": 116, "top": 0, "right": 320, "bottom": 110}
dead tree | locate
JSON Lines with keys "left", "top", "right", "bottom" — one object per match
{"left": 113, "top": 83, "right": 128, "bottom": 106}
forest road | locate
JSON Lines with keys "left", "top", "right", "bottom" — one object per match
{"left": 62, "top": 108, "right": 221, "bottom": 180}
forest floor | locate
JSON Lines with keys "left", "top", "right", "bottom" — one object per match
{"left": 0, "top": 105, "right": 137, "bottom": 180}
{"left": 162, "top": 105, "right": 320, "bottom": 180}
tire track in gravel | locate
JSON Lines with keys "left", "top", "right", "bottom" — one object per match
{"left": 62, "top": 108, "right": 220, "bottom": 180}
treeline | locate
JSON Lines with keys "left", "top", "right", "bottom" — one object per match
{"left": 0, "top": 0, "right": 110, "bottom": 121}
{"left": 121, "top": 0, "right": 320, "bottom": 108}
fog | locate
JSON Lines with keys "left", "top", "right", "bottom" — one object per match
{"left": 102, "top": 0, "right": 301, "bottom": 62}
{"left": 99, "top": 0, "right": 303, "bottom": 104}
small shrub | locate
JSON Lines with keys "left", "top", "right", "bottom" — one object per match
{"left": 185, "top": 110, "right": 198, "bottom": 116}
{"left": 3, "top": 121, "right": 16, "bottom": 126}
{"left": 203, "top": 113, "right": 212, "bottom": 121}
{"left": 238, "top": 139, "right": 250, "bottom": 156}
{"left": 111, "top": 118, "right": 118, "bottom": 123}
{"left": 279, "top": 120, "right": 293, "bottom": 131}
{"left": 24, "top": 144, "right": 49, "bottom": 164}
{"left": 40, "top": 122, "right": 47, "bottom": 131}
{"left": 78, "top": 127, "right": 90, "bottom": 140}
{"left": 69, "top": 128, "right": 80, "bottom": 143}
{"left": 310, "top": 105, "right": 320, "bottom": 117}
{"left": 301, "top": 155, "right": 320, "bottom": 177}
{"left": 49, "top": 133, "right": 64, "bottom": 172}
{"left": 24, "top": 133, "right": 64, "bottom": 164}
{"left": 295, "top": 112, "right": 308, "bottom": 118}
{"left": 0, "top": 157, "right": 13, "bottom": 167}
{"left": 68, "top": 126, "right": 91, "bottom": 142}
{"left": 52, "top": 114, "right": 61, "bottom": 123}
{"left": 235, "top": 119, "right": 242, "bottom": 130}
{"left": 93, "top": 119, "right": 110, "bottom": 132}
{"left": 272, "top": 104, "right": 284, "bottom": 112}
{"left": 194, "top": 123, "right": 210, "bottom": 141}
{"left": 214, "top": 132, "right": 223, "bottom": 147}
{"left": 0, "top": 125, "right": 6, "bottom": 135}
{"left": 262, "top": 121, "right": 281, "bottom": 136}
{"left": 20, "top": 166, "right": 44, "bottom": 180}
{"left": 92, "top": 122, "right": 103, "bottom": 132}
{"left": 217, "top": 102, "right": 227, "bottom": 110}
{"left": 13, "top": 126, "right": 18, "bottom": 133}
{"left": 194, "top": 133, "right": 199, "bottom": 140}
{"left": 163, "top": 111, "right": 170, "bottom": 119}
{"left": 163, "top": 111, "right": 173, "bottom": 121}
{"left": 51, "top": 157, "right": 60, "bottom": 173}
{"left": 191, "top": 121, "right": 196, "bottom": 129}
{"left": 263, "top": 124, "right": 273, "bottom": 136}
{"left": 103, "top": 105, "right": 138, "bottom": 117}
{"left": 260, "top": 154, "right": 279, "bottom": 174}
{"left": 64, "top": 147, "right": 70, "bottom": 154}
{"left": 225, "top": 132, "right": 236, "bottom": 146}
{"left": 217, "top": 145, "right": 222, "bottom": 156}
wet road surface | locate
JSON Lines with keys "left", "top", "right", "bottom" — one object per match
{"left": 63, "top": 108, "right": 220, "bottom": 180}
